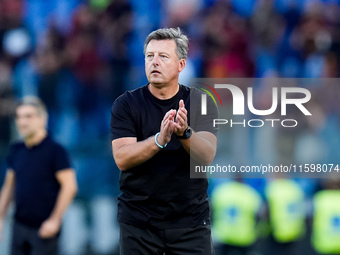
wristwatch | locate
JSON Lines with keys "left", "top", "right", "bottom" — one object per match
{"left": 177, "top": 127, "right": 192, "bottom": 139}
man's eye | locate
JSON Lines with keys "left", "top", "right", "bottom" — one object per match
{"left": 161, "top": 55, "right": 168, "bottom": 58}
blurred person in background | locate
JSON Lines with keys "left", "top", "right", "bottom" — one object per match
{"left": 97, "top": 0, "right": 133, "bottom": 99}
{"left": 0, "top": 58, "right": 15, "bottom": 181}
{"left": 202, "top": 1, "right": 254, "bottom": 78}
{"left": 111, "top": 27, "right": 218, "bottom": 254}
{"left": 0, "top": 96, "right": 77, "bottom": 255}
{"left": 212, "top": 178, "right": 263, "bottom": 255}
{"left": 264, "top": 177, "right": 306, "bottom": 255}
{"left": 312, "top": 178, "right": 340, "bottom": 255}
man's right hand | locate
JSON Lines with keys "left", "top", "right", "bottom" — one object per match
{"left": 157, "top": 109, "right": 177, "bottom": 146}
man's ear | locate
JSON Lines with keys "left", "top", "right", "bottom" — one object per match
{"left": 178, "top": 59, "right": 186, "bottom": 72}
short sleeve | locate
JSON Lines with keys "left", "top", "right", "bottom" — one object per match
{"left": 110, "top": 94, "right": 137, "bottom": 141}
{"left": 191, "top": 88, "right": 219, "bottom": 136}
{"left": 52, "top": 144, "right": 72, "bottom": 173}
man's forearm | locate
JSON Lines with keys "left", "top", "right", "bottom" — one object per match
{"left": 113, "top": 136, "right": 161, "bottom": 171}
{"left": 39, "top": 170, "right": 77, "bottom": 238}
{"left": 0, "top": 185, "right": 13, "bottom": 221}
{"left": 180, "top": 131, "right": 217, "bottom": 165}
{"left": 0, "top": 183, "right": 13, "bottom": 241}
{"left": 0, "top": 170, "right": 15, "bottom": 221}
{"left": 48, "top": 180, "right": 77, "bottom": 222}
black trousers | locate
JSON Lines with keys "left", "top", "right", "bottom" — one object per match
{"left": 11, "top": 221, "right": 59, "bottom": 255}
{"left": 119, "top": 222, "right": 215, "bottom": 255}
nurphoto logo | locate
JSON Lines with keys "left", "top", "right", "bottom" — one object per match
{"left": 198, "top": 82, "right": 312, "bottom": 128}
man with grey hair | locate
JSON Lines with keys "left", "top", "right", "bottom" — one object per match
{"left": 0, "top": 96, "right": 78, "bottom": 255}
{"left": 111, "top": 27, "right": 218, "bottom": 254}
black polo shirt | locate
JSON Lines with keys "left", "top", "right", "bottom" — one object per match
{"left": 6, "top": 135, "right": 71, "bottom": 228}
{"left": 110, "top": 84, "right": 218, "bottom": 229}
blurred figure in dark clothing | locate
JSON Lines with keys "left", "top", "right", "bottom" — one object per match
{"left": 202, "top": 1, "right": 254, "bottom": 78}
{"left": 0, "top": 58, "right": 15, "bottom": 185}
{"left": 98, "top": 0, "right": 133, "bottom": 100}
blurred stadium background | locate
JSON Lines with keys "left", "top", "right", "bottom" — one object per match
{"left": 1, "top": 0, "right": 340, "bottom": 254}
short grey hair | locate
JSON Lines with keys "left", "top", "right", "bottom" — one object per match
{"left": 143, "top": 27, "right": 189, "bottom": 60}
{"left": 17, "top": 96, "right": 48, "bottom": 117}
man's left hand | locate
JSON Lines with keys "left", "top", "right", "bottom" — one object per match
{"left": 174, "top": 99, "right": 188, "bottom": 136}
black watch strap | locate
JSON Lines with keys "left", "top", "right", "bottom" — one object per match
{"left": 177, "top": 127, "right": 192, "bottom": 139}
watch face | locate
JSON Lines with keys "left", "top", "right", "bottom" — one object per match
{"left": 178, "top": 127, "right": 192, "bottom": 139}
{"left": 185, "top": 127, "right": 192, "bottom": 139}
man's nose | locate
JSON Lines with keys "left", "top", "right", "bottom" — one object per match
{"left": 151, "top": 55, "right": 160, "bottom": 66}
